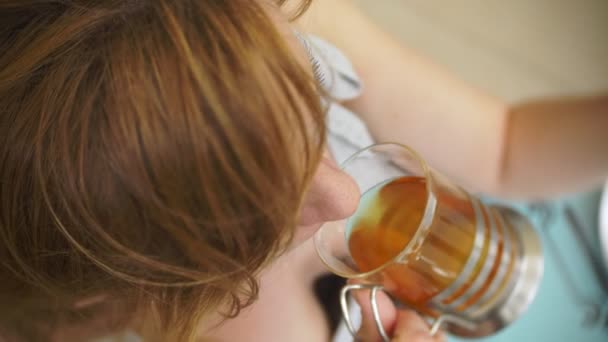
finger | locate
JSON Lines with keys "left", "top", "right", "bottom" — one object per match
{"left": 435, "top": 330, "right": 447, "bottom": 342}
{"left": 352, "top": 286, "right": 397, "bottom": 341}
{"left": 391, "top": 310, "right": 435, "bottom": 342}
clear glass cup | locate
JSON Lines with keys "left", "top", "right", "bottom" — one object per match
{"left": 314, "top": 143, "right": 543, "bottom": 340}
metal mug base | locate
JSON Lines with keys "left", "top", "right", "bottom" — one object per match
{"left": 445, "top": 206, "right": 544, "bottom": 338}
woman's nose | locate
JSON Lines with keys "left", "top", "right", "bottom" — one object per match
{"left": 298, "top": 157, "right": 360, "bottom": 227}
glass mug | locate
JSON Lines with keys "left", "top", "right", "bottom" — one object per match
{"left": 314, "top": 143, "right": 543, "bottom": 341}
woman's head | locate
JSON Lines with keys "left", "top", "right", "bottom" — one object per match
{"left": 0, "top": 0, "right": 357, "bottom": 340}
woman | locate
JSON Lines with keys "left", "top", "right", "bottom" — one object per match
{"left": 1, "top": 0, "right": 605, "bottom": 341}
{"left": 211, "top": 1, "right": 608, "bottom": 341}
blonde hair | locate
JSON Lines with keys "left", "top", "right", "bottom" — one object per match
{"left": 0, "top": 0, "right": 323, "bottom": 340}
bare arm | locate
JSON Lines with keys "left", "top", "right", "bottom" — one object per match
{"left": 296, "top": 0, "right": 608, "bottom": 199}
{"left": 501, "top": 96, "right": 608, "bottom": 198}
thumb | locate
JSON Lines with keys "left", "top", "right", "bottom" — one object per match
{"left": 352, "top": 286, "right": 397, "bottom": 342}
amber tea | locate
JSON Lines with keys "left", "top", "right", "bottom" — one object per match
{"left": 346, "top": 175, "right": 518, "bottom": 313}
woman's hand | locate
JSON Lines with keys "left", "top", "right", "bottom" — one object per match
{"left": 353, "top": 288, "right": 445, "bottom": 342}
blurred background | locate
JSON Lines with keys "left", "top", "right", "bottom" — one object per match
{"left": 352, "top": 0, "right": 608, "bottom": 102}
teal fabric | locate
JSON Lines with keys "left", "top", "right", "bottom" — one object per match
{"left": 450, "top": 189, "right": 608, "bottom": 342}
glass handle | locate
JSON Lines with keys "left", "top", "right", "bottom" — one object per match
{"left": 428, "top": 313, "right": 477, "bottom": 336}
{"left": 340, "top": 284, "right": 478, "bottom": 341}
{"left": 340, "top": 284, "right": 390, "bottom": 342}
